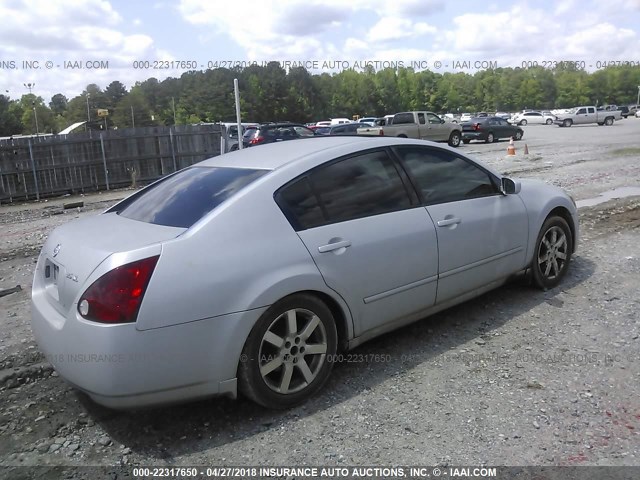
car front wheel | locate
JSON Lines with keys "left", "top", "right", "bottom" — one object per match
{"left": 531, "top": 216, "right": 573, "bottom": 290}
{"left": 514, "top": 130, "right": 523, "bottom": 140}
{"left": 238, "top": 294, "right": 337, "bottom": 409}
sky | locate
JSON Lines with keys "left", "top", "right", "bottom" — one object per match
{"left": 1, "top": 0, "right": 639, "bottom": 103}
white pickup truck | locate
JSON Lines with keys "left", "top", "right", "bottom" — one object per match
{"left": 357, "top": 111, "right": 462, "bottom": 147}
{"left": 553, "top": 106, "right": 622, "bottom": 127}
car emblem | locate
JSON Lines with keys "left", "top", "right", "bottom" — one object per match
{"left": 53, "top": 244, "right": 61, "bottom": 257}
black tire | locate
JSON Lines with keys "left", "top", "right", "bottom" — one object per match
{"left": 448, "top": 131, "right": 461, "bottom": 147}
{"left": 514, "top": 130, "right": 523, "bottom": 140}
{"left": 397, "top": 134, "right": 408, "bottom": 138}
{"left": 604, "top": 117, "right": 614, "bottom": 126}
{"left": 485, "top": 132, "right": 495, "bottom": 143}
{"left": 563, "top": 119, "right": 572, "bottom": 127}
{"left": 519, "top": 119, "right": 527, "bottom": 126}
{"left": 545, "top": 118, "right": 553, "bottom": 125}
{"left": 229, "top": 144, "right": 238, "bottom": 151}
{"left": 462, "top": 139, "right": 470, "bottom": 144}
{"left": 597, "top": 122, "right": 604, "bottom": 126}
{"left": 531, "top": 216, "right": 573, "bottom": 290}
{"left": 238, "top": 294, "right": 338, "bottom": 409}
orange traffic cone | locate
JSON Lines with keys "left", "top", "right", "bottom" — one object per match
{"left": 507, "top": 137, "right": 516, "bottom": 156}
{"left": 524, "top": 144, "right": 529, "bottom": 155}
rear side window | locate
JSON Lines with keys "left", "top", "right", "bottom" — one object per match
{"left": 393, "top": 113, "right": 414, "bottom": 124}
{"left": 277, "top": 150, "right": 412, "bottom": 230}
{"left": 114, "top": 166, "right": 267, "bottom": 228}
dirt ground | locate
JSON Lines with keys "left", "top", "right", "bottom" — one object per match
{"left": 1, "top": 119, "right": 639, "bottom": 477}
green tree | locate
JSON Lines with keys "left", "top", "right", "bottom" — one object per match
{"left": 0, "top": 95, "right": 23, "bottom": 136}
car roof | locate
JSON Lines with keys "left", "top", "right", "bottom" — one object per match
{"left": 199, "top": 136, "right": 449, "bottom": 171}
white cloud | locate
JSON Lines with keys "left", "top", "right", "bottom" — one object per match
{"left": 0, "top": 0, "right": 168, "bottom": 101}
{"left": 366, "top": 17, "right": 436, "bottom": 43}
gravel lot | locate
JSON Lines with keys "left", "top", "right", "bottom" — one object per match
{"left": 1, "top": 119, "right": 639, "bottom": 477}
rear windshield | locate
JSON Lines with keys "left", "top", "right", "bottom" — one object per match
{"left": 113, "top": 166, "right": 268, "bottom": 228}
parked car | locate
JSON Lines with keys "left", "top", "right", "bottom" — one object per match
{"left": 494, "top": 112, "right": 511, "bottom": 120}
{"left": 358, "top": 117, "right": 377, "bottom": 126}
{"left": 243, "top": 123, "right": 317, "bottom": 147}
{"left": 460, "top": 113, "right": 472, "bottom": 122}
{"left": 510, "top": 111, "right": 555, "bottom": 125}
{"left": 461, "top": 116, "right": 524, "bottom": 144}
{"left": 358, "top": 111, "right": 462, "bottom": 147}
{"left": 636, "top": 108, "right": 640, "bottom": 118}
{"left": 315, "top": 121, "right": 331, "bottom": 127}
{"left": 617, "top": 106, "right": 630, "bottom": 119}
{"left": 222, "top": 123, "right": 259, "bottom": 152}
{"left": 312, "top": 126, "right": 332, "bottom": 135}
{"left": 31, "top": 136, "right": 578, "bottom": 409}
{"left": 553, "top": 106, "right": 622, "bottom": 127}
{"left": 328, "top": 123, "right": 373, "bottom": 135}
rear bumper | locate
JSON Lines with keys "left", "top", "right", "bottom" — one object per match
{"left": 462, "top": 132, "right": 486, "bottom": 141}
{"left": 31, "top": 287, "right": 266, "bottom": 409}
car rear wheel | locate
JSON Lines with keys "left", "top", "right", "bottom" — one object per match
{"left": 514, "top": 130, "right": 523, "bottom": 140}
{"left": 545, "top": 118, "right": 553, "bottom": 125}
{"left": 531, "top": 216, "right": 573, "bottom": 290}
{"left": 604, "top": 117, "right": 614, "bottom": 126}
{"left": 563, "top": 119, "right": 572, "bottom": 127}
{"left": 519, "top": 119, "right": 527, "bottom": 126}
{"left": 238, "top": 294, "right": 337, "bottom": 409}
{"left": 448, "top": 131, "right": 461, "bottom": 147}
{"left": 485, "top": 133, "right": 495, "bottom": 143}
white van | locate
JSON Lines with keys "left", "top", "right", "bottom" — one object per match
{"left": 330, "top": 118, "right": 352, "bottom": 125}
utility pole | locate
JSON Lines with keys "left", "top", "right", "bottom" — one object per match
{"left": 172, "top": 97, "right": 177, "bottom": 125}
{"left": 131, "top": 106, "right": 135, "bottom": 127}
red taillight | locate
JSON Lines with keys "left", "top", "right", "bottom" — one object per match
{"left": 473, "top": 123, "right": 482, "bottom": 131}
{"left": 250, "top": 136, "right": 265, "bottom": 144}
{"left": 78, "top": 256, "right": 159, "bottom": 324}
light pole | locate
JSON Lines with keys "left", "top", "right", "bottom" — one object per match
{"left": 637, "top": 86, "right": 640, "bottom": 107}
{"left": 24, "top": 83, "right": 39, "bottom": 135}
{"left": 85, "top": 92, "right": 92, "bottom": 132}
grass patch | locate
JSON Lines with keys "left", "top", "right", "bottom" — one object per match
{"left": 611, "top": 147, "right": 640, "bottom": 156}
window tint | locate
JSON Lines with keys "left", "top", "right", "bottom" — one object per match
{"left": 576, "top": 108, "right": 586, "bottom": 114}
{"left": 114, "top": 167, "right": 267, "bottom": 228}
{"left": 587, "top": 107, "right": 595, "bottom": 114}
{"left": 396, "top": 147, "right": 500, "bottom": 205}
{"left": 277, "top": 177, "right": 324, "bottom": 230}
{"left": 310, "top": 150, "right": 411, "bottom": 225}
{"left": 417, "top": 113, "right": 426, "bottom": 124}
{"left": 393, "top": 113, "right": 414, "bottom": 124}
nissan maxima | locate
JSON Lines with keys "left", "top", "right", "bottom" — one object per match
{"left": 31, "top": 136, "right": 578, "bottom": 409}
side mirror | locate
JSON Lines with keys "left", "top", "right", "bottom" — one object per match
{"left": 501, "top": 177, "right": 521, "bottom": 195}
{"left": 440, "top": 118, "right": 445, "bottom": 123}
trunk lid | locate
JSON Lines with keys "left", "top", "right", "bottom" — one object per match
{"left": 40, "top": 212, "right": 185, "bottom": 316}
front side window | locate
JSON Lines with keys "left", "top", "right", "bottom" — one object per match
{"left": 427, "top": 113, "right": 441, "bottom": 124}
{"left": 113, "top": 167, "right": 268, "bottom": 228}
{"left": 395, "top": 147, "right": 500, "bottom": 205}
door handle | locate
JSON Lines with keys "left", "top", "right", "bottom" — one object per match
{"left": 318, "top": 240, "right": 351, "bottom": 253}
{"left": 437, "top": 217, "right": 461, "bottom": 227}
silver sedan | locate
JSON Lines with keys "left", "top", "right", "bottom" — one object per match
{"left": 31, "top": 136, "right": 578, "bottom": 409}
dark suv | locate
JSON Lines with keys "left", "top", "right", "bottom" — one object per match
{"left": 243, "top": 123, "right": 316, "bottom": 147}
